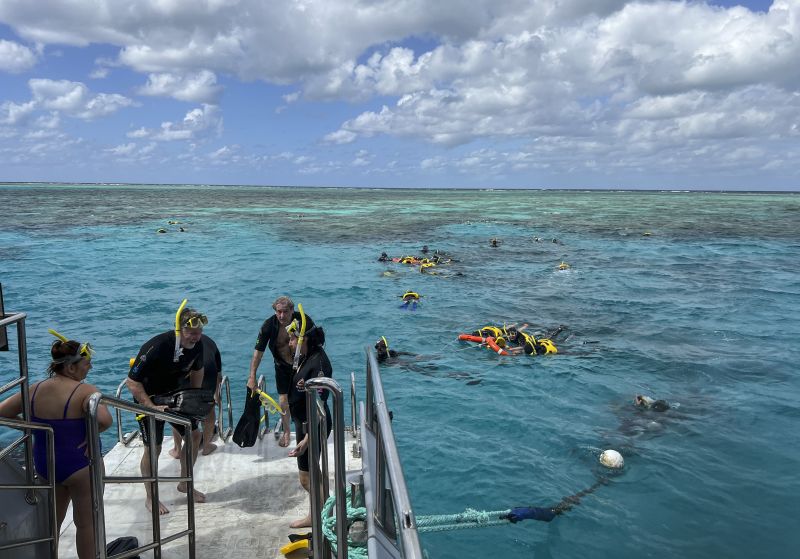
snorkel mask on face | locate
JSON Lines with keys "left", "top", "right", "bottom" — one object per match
{"left": 173, "top": 299, "right": 208, "bottom": 362}
{"left": 48, "top": 328, "right": 94, "bottom": 363}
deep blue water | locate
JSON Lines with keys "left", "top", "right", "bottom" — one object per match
{"left": 1, "top": 185, "right": 799, "bottom": 557}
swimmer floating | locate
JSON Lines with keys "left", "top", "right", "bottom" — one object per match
{"left": 399, "top": 291, "right": 422, "bottom": 311}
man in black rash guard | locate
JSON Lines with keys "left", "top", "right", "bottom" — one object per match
{"left": 126, "top": 307, "right": 207, "bottom": 515}
{"left": 286, "top": 324, "right": 332, "bottom": 529}
{"left": 247, "top": 295, "right": 314, "bottom": 447}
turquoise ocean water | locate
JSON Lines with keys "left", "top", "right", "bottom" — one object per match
{"left": 1, "top": 185, "right": 799, "bottom": 557}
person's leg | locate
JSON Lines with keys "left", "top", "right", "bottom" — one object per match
{"left": 54, "top": 483, "right": 70, "bottom": 529}
{"left": 201, "top": 408, "right": 217, "bottom": 455}
{"left": 65, "top": 467, "right": 96, "bottom": 559}
{"left": 138, "top": 418, "right": 168, "bottom": 514}
{"left": 168, "top": 426, "right": 183, "bottom": 459}
{"left": 278, "top": 393, "right": 291, "bottom": 446}
{"left": 176, "top": 424, "right": 206, "bottom": 503}
{"left": 290, "top": 470, "right": 312, "bottom": 528}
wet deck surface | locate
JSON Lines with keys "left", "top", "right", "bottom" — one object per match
{"left": 59, "top": 430, "right": 358, "bottom": 558}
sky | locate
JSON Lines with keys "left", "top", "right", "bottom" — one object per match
{"left": 0, "top": 0, "right": 797, "bottom": 190}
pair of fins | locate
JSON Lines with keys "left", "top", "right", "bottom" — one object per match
{"left": 279, "top": 532, "right": 312, "bottom": 556}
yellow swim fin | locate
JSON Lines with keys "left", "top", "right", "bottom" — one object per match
{"left": 279, "top": 538, "right": 310, "bottom": 556}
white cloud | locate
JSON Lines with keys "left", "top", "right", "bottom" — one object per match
{"left": 133, "top": 104, "right": 224, "bottom": 141}
{"left": 25, "top": 78, "right": 135, "bottom": 120}
{"left": 138, "top": 70, "right": 222, "bottom": 103}
{"left": 0, "top": 39, "right": 37, "bottom": 72}
{"left": 106, "top": 142, "right": 137, "bottom": 156}
{"left": 0, "top": 100, "right": 36, "bottom": 125}
{"left": 323, "top": 129, "right": 357, "bottom": 145}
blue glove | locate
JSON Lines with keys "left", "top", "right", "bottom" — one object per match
{"left": 505, "top": 506, "right": 557, "bottom": 523}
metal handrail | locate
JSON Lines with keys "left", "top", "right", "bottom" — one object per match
{"left": 216, "top": 375, "right": 234, "bottom": 441}
{"left": 306, "top": 377, "right": 347, "bottom": 559}
{"left": 364, "top": 347, "right": 423, "bottom": 557}
{"left": 0, "top": 311, "right": 58, "bottom": 558}
{"left": 114, "top": 378, "right": 139, "bottom": 445}
{"left": 86, "top": 393, "right": 196, "bottom": 559}
{"left": 0, "top": 418, "right": 58, "bottom": 556}
{"left": 350, "top": 371, "right": 357, "bottom": 435}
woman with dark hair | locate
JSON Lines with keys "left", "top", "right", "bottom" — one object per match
{"left": 286, "top": 324, "right": 332, "bottom": 529}
{"left": 0, "top": 332, "right": 112, "bottom": 559}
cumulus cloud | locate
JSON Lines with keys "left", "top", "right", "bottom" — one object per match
{"left": 138, "top": 70, "right": 222, "bottom": 103}
{"left": 1, "top": 0, "right": 799, "bottom": 182}
{"left": 22, "top": 78, "right": 135, "bottom": 120}
{"left": 132, "top": 104, "right": 223, "bottom": 141}
{"left": 0, "top": 38, "right": 37, "bottom": 72}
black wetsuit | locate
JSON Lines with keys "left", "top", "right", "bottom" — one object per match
{"left": 254, "top": 311, "right": 315, "bottom": 394}
{"left": 288, "top": 348, "right": 332, "bottom": 472}
{"left": 128, "top": 330, "right": 204, "bottom": 443}
{"left": 200, "top": 335, "right": 222, "bottom": 390}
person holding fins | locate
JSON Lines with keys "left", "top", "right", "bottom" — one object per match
{"left": 247, "top": 296, "right": 314, "bottom": 447}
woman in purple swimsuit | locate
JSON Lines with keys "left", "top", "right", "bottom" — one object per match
{"left": 0, "top": 333, "right": 112, "bottom": 558}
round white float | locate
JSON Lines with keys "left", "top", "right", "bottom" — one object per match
{"left": 600, "top": 449, "right": 624, "bottom": 469}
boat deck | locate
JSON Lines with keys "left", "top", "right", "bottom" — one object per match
{"left": 58, "top": 429, "right": 360, "bottom": 558}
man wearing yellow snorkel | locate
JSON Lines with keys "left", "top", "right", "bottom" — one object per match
{"left": 127, "top": 302, "right": 207, "bottom": 515}
{"left": 247, "top": 296, "right": 314, "bottom": 447}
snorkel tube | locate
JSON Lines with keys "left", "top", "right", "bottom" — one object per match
{"left": 174, "top": 298, "right": 188, "bottom": 362}
{"left": 292, "top": 303, "right": 307, "bottom": 371}
{"left": 48, "top": 328, "right": 68, "bottom": 343}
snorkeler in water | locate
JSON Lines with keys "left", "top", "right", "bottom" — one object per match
{"left": 634, "top": 394, "right": 671, "bottom": 412}
{"left": 374, "top": 337, "right": 481, "bottom": 385}
{"left": 378, "top": 252, "right": 390, "bottom": 262}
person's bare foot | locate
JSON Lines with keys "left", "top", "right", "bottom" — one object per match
{"left": 177, "top": 482, "right": 207, "bottom": 503}
{"left": 201, "top": 443, "right": 217, "bottom": 456}
{"left": 146, "top": 498, "right": 170, "bottom": 515}
{"left": 278, "top": 432, "right": 290, "bottom": 447}
{"left": 290, "top": 515, "right": 311, "bottom": 528}
{"left": 168, "top": 446, "right": 181, "bottom": 459}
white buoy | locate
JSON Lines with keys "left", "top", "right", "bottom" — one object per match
{"left": 600, "top": 449, "right": 624, "bottom": 469}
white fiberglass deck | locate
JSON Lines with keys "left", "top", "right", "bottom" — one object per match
{"left": 58, "top": 430, "right": 360, "bottom": 558}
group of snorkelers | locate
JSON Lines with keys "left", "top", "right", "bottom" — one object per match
{"left": 458, "top": 323, "right": 564, "bottom": 356}
{"left": 378, "top": 246, "right": 459, "bottom": 275}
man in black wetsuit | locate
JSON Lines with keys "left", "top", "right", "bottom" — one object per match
{"left": 247, "top": 295, "right": 314, "bottom": 447}
{"left": 127, "top": 307, "right": 207, "bottom": 515}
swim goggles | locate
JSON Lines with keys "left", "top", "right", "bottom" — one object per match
{"left": 182, "top": 314, "right": 208, "bottom": 329}
{"left": 48, "top": 329, "right": 94, "bottom": 362}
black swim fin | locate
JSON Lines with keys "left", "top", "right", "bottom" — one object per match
{"left": 232, "top": 389, "right": 261, "bottom": 448}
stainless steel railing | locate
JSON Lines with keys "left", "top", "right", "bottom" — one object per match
{"left": 114, "top": 378, "right": 139, "bottom": 445}
{"left": 0, "top": 311, "right": 59, "bottom": 558}
{"left": 363, "top": 347, "right": 422, "bottom": 558}
{"left": 305, "top": 377, "right": 348, "bottom": 559}
{"left": 216, "top": 375, "right": 233, "bottom": 442}
{"left": 86, "top": 393, "right": 196, "bottom": 559}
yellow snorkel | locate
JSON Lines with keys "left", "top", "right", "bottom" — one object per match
{"left": 252, "top": 387, "right": 285, "bottom": 416}
{"left": 174, "top": 298, "right": 188, "bottom": 362}
{"left": 381, "top": 336, "right": 389, "bottom": 351}
{"left": 291, "top": 303, "right": 307, "bottom": 371}
{"left": 48, "top": 328, "right": 94, "bottom": 361}
{"left": 48, "top": 328, "right": 68, "bottom": 342}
